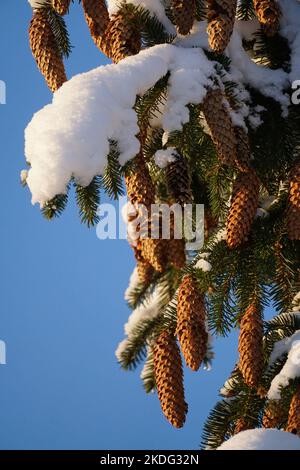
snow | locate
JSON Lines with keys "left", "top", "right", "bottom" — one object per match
{"left": 195, "top": 259, "right": 212, "bottom": 272}
{"left": 116, "top": 285, "right": 163, "bottom": 362}
{"left": 124, "top": 267, "right": 140, "bottom": 302}
{"left": 107, "top": 0, "right": 175, "bottom": 34}
{"left": 154, "top": 148, "right": 177, "bottom": 169}
{"left": 268, "top": 331, "right": 300, "bottom": 399}
{"left": 28, "top": 0, "right": 48, "bottom": 8}
{"left": 124, "top": 286, "right": 162, "bottom": 336}
{"left": 217, "top": 429, "right": 300, "bottom": 450}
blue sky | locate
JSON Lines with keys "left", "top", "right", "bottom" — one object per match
{"left": 0, "top": 1, "right": 239, "bottom": 450}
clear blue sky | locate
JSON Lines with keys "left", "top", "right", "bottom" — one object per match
{"left": 0, "top": 1, "right": 239, "bottom": 450}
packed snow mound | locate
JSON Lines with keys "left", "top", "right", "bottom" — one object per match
{"left": 217, "top": 429, "right": 300, "bottom": 450}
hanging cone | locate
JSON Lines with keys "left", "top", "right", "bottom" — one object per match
{"left": 52, "top": 0, "right": 71, "bottom": 15}
{"left": 168, "top": 239, "right": 186, "bottom": 270}
{"left": 286, "top": 385, "right": 300, "bottom": 436}
{"left": 226, "top": 167, "right": 260, "bottom": 249}
{"left": 263, "top": 399, "right": 286, "bottom": 429}
{"left": 125, "top": 155, "right": 155, "bottom": 210}
{"left": 170, "top": 0, "right": 197, "bottom": 35}
{"left": 166, "top": 152, "right": 193, "bottom": 205}
{"left": 253, "top": 0, "right": 281, "bottom": 36}
{"left": 287, "top": 163, "right": 300, "bottom": 241}
{"left": 153, "top": 330, "right": 188, "bottom": 428}
{"left": 133, "top": 246, "right": 154, "bottom": 285}
{"left": 234, "top": 127, "right": 251, "bottom": 173}
{"left": 139, "top": 238, "right": 167, "bottom": 273}
{"left": 234, "top": 417, "right": 251, "bottom": 434}
{"left": 106, "top": 9, "right": 141, "bottom": 63}
{"left": 29, "top": 9, "right": 67, "bottom": 92}
{"left": 202, "top": 89, "right": 238, "bottom": 167}
{"left": 238, "top": 304, "right": 264, "bottom": 388}
{"left": 82, "top": 0, "right": 111, "bottom": 57}
{"left": 207, "top": 0, "right": 237, "bottom": 54}
{"left": 176, "top": 275, "right": 208, "bottom": 371}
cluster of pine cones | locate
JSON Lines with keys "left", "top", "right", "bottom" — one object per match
{"left": 28, "top": 0, "right": 300, "bottom": 430}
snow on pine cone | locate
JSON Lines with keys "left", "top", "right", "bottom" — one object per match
{"left": 153, "top": 330, "right": 188, "bottom": 428}
{"left": 286, "top": 385, "right": 300, "bottom": 436}
{"left": 29, "top": 9, "right": 67, "bottom": 92}
{"left": 287, "top": 163, "right": 300, "bottom": 240}
{"left": 52, "top": 0, "right": 71, "bottom": 16}
{"left": 82, "top": 0, "right": 111, "bottom": 57}
{"left": 207, "top": 0, "right": 237, "bottom": 54}
{"left": 166, "top": 153, "right": 193, "bottom": 205}
{"left": 176, "top": 275, "right": 208, "bottom": 371}
{"left": 226, "top": 167, "right": 260, "bottom": 249}
{"left": 238, "top": 304, "right": 264, "bottom": 388}
{"left": 202, "top": 89, "right": 238, "bottom": 167}
{"left": 170, "top": 0, "right": 197, "bottom": 35}
{"left": 253, "top": 0, "right": 281, "bottom": 36}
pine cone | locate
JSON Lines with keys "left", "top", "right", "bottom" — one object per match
{"left": 234, "top": 417, "right": 251, "bottom": 434}
{"left": 29, "top": 9, "right": 67, "bottom": 92}
{"left": 177, "top": 275, "right": 208, "bottom": 371}
{"left": 125, "top": 155, "right": 155, "bottom": 210}
{"left": 238, "top": 304, "right": 264, "bottom": 388}
{"left": 253, "top": 0, "right": 281, "bottom": 36}
{"left": 52, "top": 0, "right": 71, "bottom": 15}
{"left": 235, "top": 127, "right": 251, "bottom": 173}
{"left": 286, "top": 385, "right": 300, "bottom": 436}
{"left": 139, "top": 238, "right": 168, "bottom": 273}
{"left": 263, "top": 399, "right": 286, "bottom": 429}
{"left": 226, "top": 167, "right": 260, "bottom": 248}
{"left": 168, "top": 239, "right": 186, "bottom": 269}
{"left": 170, "top": 0, "right": 196, "bottom": 35}
{"left": 82, "top": 0, "right": 111, "bottom": 57}
{"left": 287, "top": 163, "right": 300, "bottom": 240}
{"left": 202, "top": 89, "right": 238, "bottom": 167}
{"left": 207, "top": 0, "right": 237, "bottom": 53}
{"left": 106, "top": 9, "right": 141, "bottom": 63}
{"left": 137, "top": 259, "right": 154, "bottom": 284}
{"left": 166, "top": 153, "right": 193, "bottom": 205}
{"left": 153, "top": 330, "right": 188, "bottom": 428}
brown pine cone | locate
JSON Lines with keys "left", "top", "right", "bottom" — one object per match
{"left": 234, "top": 417, "right": 251, "bottom": 434}
{"left": 286, "top": 385, "right": 300, "bottom": 436}
{"left": 139, "top": 238, "right": 168, "bottom": 273}
{"left": 82, "top": 0, "right": 111, "bottom": 57}
{"left": 170, "top": 0, "right": 197, "bottom": 35}
{"left": 253, "top": 0, "right": 281, "bottom": 36}
{"left": 207, "top": 0, "right": 237, "bottom": 53}
{"left": 235, "top": 127, "right": 251, "bottom": 172}
{"left": 238, "top": 303, "right": 264, "bottom": 388}
{"left": 202, "top": 89, "right": 238, "bottom": 167}
{"left": 176, "top": 275, "right": 208, "bottom": 371}
{"left": 168, "top": 239, "right": 186, "bottom": 269}
{"left": 263, "top": 399, "right": 286, "bottom": 429}
{"left": 154, "top": 330, "right": 188, "bottom": 428}
{"left": 226, "top": 167, "right": 260, "bottom": 248}
{"left": 106, "top": 9, "right": 141, "bottom": 63}
{"left": 29, "top": 9, "right": 67, "bottom": 92}
{"left": 287, "top": 163, "right": 300, "bottom": 240}
{"left": 166, "top": 152, "right": 193, "bottom": 205}
{"left": 52, "top": 0, "right": 71, "bottom": 15}
{"left": 125, "top": 155, "right": 155, "bottom": 210}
